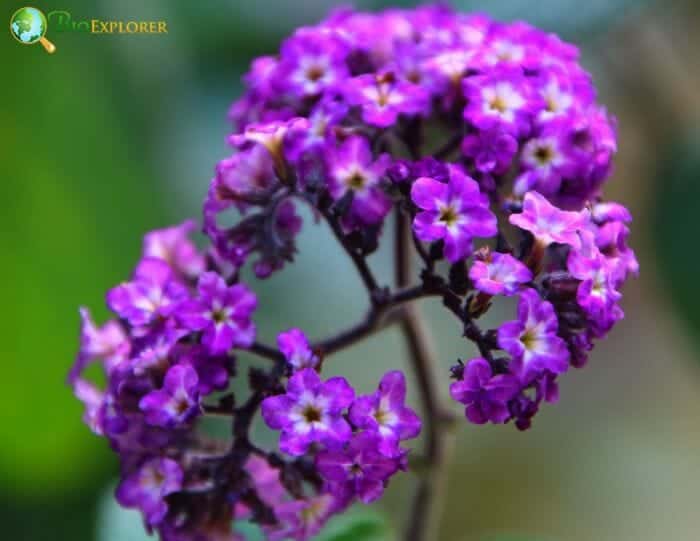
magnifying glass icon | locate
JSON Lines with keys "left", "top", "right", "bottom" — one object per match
{"left": 10, "top": 7, "right": 56, "bottom": 54}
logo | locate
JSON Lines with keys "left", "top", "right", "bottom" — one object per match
{"left": 10, "top": 7, "right": 169, "bottom": 53}
{"left": 10, "top": 6, "right": 56, "bottom": 53}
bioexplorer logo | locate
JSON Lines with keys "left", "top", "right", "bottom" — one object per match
{"left": 10, "top": 6, "right": 168, "bottom": 54}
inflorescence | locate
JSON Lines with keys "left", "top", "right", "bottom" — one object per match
{"left": 69, "top": 5, "right": 637, "bottom": 540}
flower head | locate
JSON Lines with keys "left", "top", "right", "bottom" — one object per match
{"left": 69, "top": 5, "right": 637, "bottom": 538}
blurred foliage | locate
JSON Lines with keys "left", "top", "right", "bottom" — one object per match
{"left": 1, "top": 12, "right": 168, "bottom": 497}
{"left": 652, "top": 133, "right": 700, "bottom": 356}
{"left": 453, "top": 0, "right": 647, "bottom": 35}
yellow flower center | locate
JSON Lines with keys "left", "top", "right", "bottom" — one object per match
{"left": 439, "top": 206, "right": 459, "bottom": 226}
{"left": 489, "top": 96, "right": 507, "bottom": 113}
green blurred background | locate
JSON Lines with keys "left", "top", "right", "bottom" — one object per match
{"left": 4, "top": 0, "right": 700, "bottom": 539}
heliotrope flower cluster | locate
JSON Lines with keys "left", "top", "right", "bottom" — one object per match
{"left": 70, "top": 5, "right": 637, "bottom": 540}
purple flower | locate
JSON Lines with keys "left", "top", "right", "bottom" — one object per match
{"left": 107, "top": 258, "right": 189, "bottom": 330}
{"left": 411, "top": 167, "right": 497, "bottom": 262}
{"left": 591, "top": 201, "right": 632, "bottom": 224}
{"left": 469, "top": 251, "right": 533, "bottom": 296}
{"left": 131, "top": 327, "right": 186, "bottom": 376}
{"left": 316, "top": 431, "right": 400, "bottom": 504}
{"left": 461, "top": 129, "right": 518, "bottom": 175}
{"left": 210, "top": 145, "right": 277, "bottom": 213}
{"left": 515, "top": 130, "right": 571, "bottom": 196}
{"left": 205, "top": 197, "right": 303, "bottom": 278}
{"left": 229, "top": 118, "right": 310, "bottom": 156}
{"left": 535, "top": 70, "right": 579, "bottom": 124}
{"left": 265, "top": 493, "right": 340, "bottom": 541}
{"left": 508, "top": 371, "right": 560, "bottom": 431}
{"left": 228, "top": 118, "right": 310, "bottom": 179}
{"left": 116, "top": 457, "right": 183, "bottom": 526}
{"left": 327, "top": 135, "right": 392, "bottom": 227}
{"left": 463, "top": 67, "right": 537, "bottom": 136}
{"left": 509, "top": 191, "right": 588, "bottom": 249}
{"left": 236, "top": 455, "right": 287, "bottom": 520}
{"left": 498, "top": 288, "right": 570, "bottom": 381}
{"left": 592, "top": 217, "right": 638, "bottom": 285}
{"left": 278, "top": 328, "right": 320, "bottom": 371}
{"left": 288, "top": 97, "right": 348, "bottom": 158}
{"left": 422, "top": 48, "right": 475, "bottom": 92}
{"left": 348, "top": 370, "right": 421, "bottom": 457}
{"left": 177, "top": 344, "right": 233, "bottom": 396}
{"left": 178, "top": 272, "right": 257, "bottom": 354}
{"left": 142, "top": 220, "right": 205, "bottom": 280}
{"left": 450, "top": 358, "right": 519, "bottom": 424}
{"left": 70, "top": 307, "right": 130, "bottom": 383}
{"left": 345, "top": 72, "right": 429, "bottom": 127}
{"left": 261, "top": 368, "right": 354, "bottom": 456}
{"left": 277, "top": 29, "right": 349, "bottom": 98}
{"left": 68, "top": 6, "right": 638, "bottom": 537}
{"left": 139, "top": 363, "right": 200, "bottom": 427}
{"left": 567, "top": 230, "right": 623, "bottom": 330}
{"left": 73, "top": 379, "right": 105, "bottom": 435}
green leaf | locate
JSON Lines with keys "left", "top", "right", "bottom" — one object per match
{"left": 316, "top": 506, "right": 392, "bottom": 541}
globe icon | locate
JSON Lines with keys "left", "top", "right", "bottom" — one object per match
{"left": 10, "top": 6, "right": 56, "bottom": 53}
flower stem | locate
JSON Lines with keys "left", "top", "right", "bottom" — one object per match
{"left": 320, "top": 207, "right": 380, "bottom": 295}
{"left": 395, "top": 209, "right": 454, "bottom": 541}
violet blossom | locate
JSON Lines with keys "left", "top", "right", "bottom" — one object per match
{"left": 178, "top": 272, "right": 257, "bottom": 354}
{"left": 278, "top": 328, "right": 320, "bottom": 371}
{"left": 261, "top": 368, "right": 354, "bottom": 456}
{"left": 498, "top": 288, "right": 570, "bottom": 381}
{"left": 349, "top": 370, "right": 421, "bottom": 457}
{"left": 469, "top": 250, "right": 533, "bottom": 296}
{"left": 316, "top": 431, "right": 401, "bottom": 504}
{"left": 411, "top": 166, "right": 497, "bottom": 262}
{"left": 450, "top": 358, "right": 519, "bottom": 424}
